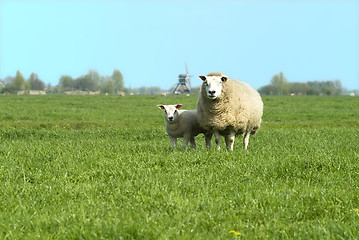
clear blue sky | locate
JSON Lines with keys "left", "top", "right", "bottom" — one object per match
{"left": 1, "top": 0, "right": 358, "bottom": 90}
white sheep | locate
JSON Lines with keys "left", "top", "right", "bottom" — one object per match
{"left": 157, "top": 104, "right": 212, "bottom": 150}
{"left": 197, "top": 72, "right": 263, "bottom": 151}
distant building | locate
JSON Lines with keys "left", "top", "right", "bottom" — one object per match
{"left": 64, "top": 90, "right": 100, "bottom": 95}
{"left": 17, "top": 90, "right": 46, "bottom": 95}
{"left": 29, "top": 90, "right": 46, "bottom": 95}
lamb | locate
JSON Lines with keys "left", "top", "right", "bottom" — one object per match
{"left": 157, "top": 104, "right": 212, "bottom": 150}
{"left": 197, "top": 72, "right": 263, "bottom": 151}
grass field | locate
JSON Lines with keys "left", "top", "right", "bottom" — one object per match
{"left": 0, "top": 94, "right": 358, "bottom": 239}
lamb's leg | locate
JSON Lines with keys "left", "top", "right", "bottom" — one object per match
{"left": 243, "top": 131, "right": 250, "bottom": 151}
{"left": 182, "top": 135, "right": 190, "bottom": 150}
{"left": 169, "top": 136, "right": 177, "bottom": 149}
{"left": 189, "top": 136, "right": 197, "bottom": 149}
{"left": 225, "top": 132, "right": 236, "bottom": 151}
{"left": 204, "top": 133, "right": 212, "bottom": 150}
{"left": 214, "top": 131, "right": 221, "bottom": 150}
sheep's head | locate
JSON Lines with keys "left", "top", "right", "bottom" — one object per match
{"left": 199, "top": 74, "right": 227, "bottom": 100}
{"left": 157, "top": 104, "right": 183, "bottom": 122}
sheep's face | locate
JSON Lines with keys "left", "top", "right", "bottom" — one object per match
{"left": 157, "top": 104, "right": 183, "bottom": 122}
{"left": 199, "top": 75, "right": 227, "bottom": 100}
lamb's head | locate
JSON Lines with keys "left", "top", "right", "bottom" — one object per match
{"left": 157, "top": 104, "right": 183, "bottom": 122}
{"left": 199, "top": 74, "right": 227, "bottom": 100}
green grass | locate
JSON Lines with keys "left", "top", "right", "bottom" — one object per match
{"left": 0, "top": 95, "right": 358, "bottom": 239}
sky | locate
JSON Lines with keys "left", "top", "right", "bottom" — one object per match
{"left": 0, "top": 0, "right": 358, "bottom": 91}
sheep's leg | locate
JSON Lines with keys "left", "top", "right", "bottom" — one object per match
{"left": 243, "top": 131, "right": 250, "bottom": 151}
{"left": 214, "top": 131, "right": 221, "bottom": 150}
{"left": 204, "top": 133, "right": 212, "bottom": 150}
{"left": 189, "top": 136, "right": 197, "bottom": 149}
{"left": 225, "top": 132, "right": 236, "bottom": 151}
{"left": 169, "top": 136, "right": 177, "bottom": 148}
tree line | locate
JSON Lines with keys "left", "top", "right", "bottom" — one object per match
{"left": 0, "top": 69, "right": 167, "bottom": 95}
{"left": 0, "top": 69, "right": 125, "bottom": 94}
{"left": 0, "top": 71, "right": 47, "bottom": 93}
{"left": 0, "top": 70, "right": 346, "bottom": 95}
{"left": 259, "top": 72, "right": 344, "bottom": 96}
{"left": 57, "top": 69, "right": 124, "bottom": 93}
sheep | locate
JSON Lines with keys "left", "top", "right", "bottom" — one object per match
{"left": 197, "top": 72, "right": 263, "bottom": 151}
{"left": 157, "top": 104, "right": 212, "bottom": 150}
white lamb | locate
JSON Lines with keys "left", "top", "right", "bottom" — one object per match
{"left": 197, "top": 72, "right": 263, "bottom": 151}
{"left": 157, "top": 104, "right": 212, "bottom": 150}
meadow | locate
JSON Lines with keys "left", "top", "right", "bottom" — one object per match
{"left": 0, "top": 94, "right": 358, "bottom": 239}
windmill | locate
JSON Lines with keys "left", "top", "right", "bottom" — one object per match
{"left": 172, "top": 64, "right": 191, "bottom": 94}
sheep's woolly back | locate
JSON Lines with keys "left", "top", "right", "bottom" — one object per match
{"left": 197, "top": 73, "right": 263, "bottom": 134}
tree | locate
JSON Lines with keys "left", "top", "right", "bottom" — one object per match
{"left": 76, "top": 70, "right": 100, "bottom": 91}
{"left": 101, "top": 80, "right": 115, "bottom": 94}
{"left": 306, "top": 80, "right": 343, "bottom": 96}
{"left": 270, "top": 72, "right": 290, "bottom": 95}
{"left": 11, "top": 70, "right": 26, "bottom": 91}
{"left": 259, "top": 72, "right": 290, "bottom": 95}
{"left": 333, "top": 80, "right": 343, "bottom": 95}
{"left": 59, "top": 75, "right": 75, "bottom": 91}
{"left": 57, "top": 69, "right": 125, "bottom": 94}
{"left": 28, "top": 73, "right": 45, "bottom": 90}
{"left": 289, "top": 82, "right": 310, "bottom": 95}
{"left": 258, "top": 84, "right": 276, "bottom": 95}
{"left": 111, "top": 69, "right": 124, "bottom": 92}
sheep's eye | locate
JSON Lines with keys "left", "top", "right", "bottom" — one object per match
{"left": 205, "top": 81, "right": 209, "bottom": 86}
{"left": 174, "top": 110, "right": 177, "bottom": 113}
{"left": 164, "top": 110, "right": 167, "bottom": 114}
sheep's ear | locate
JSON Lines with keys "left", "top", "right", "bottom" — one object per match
{"left": 221, "top": 76, "right": 227, "bottom": 82}
{"left": 175, "top": 104, "right": 183, "bottom": 109}
{"left": 157, "top": 105, "right": 165, "bottom": 109}
{"left": 199, "top": 76, "right": 206, "bottom": 81}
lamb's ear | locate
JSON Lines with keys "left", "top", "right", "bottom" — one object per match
{"left": 199, "top": 76, "right": 206, "bottom": 81}
{"left": 221, "top": 76, "right": 227, "bottom": 82}
{"left": 175, "top": 104, "right": 183, "bottom": 109}
{"left": 157, "top": 105, "right": 165, "bottom": 110}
